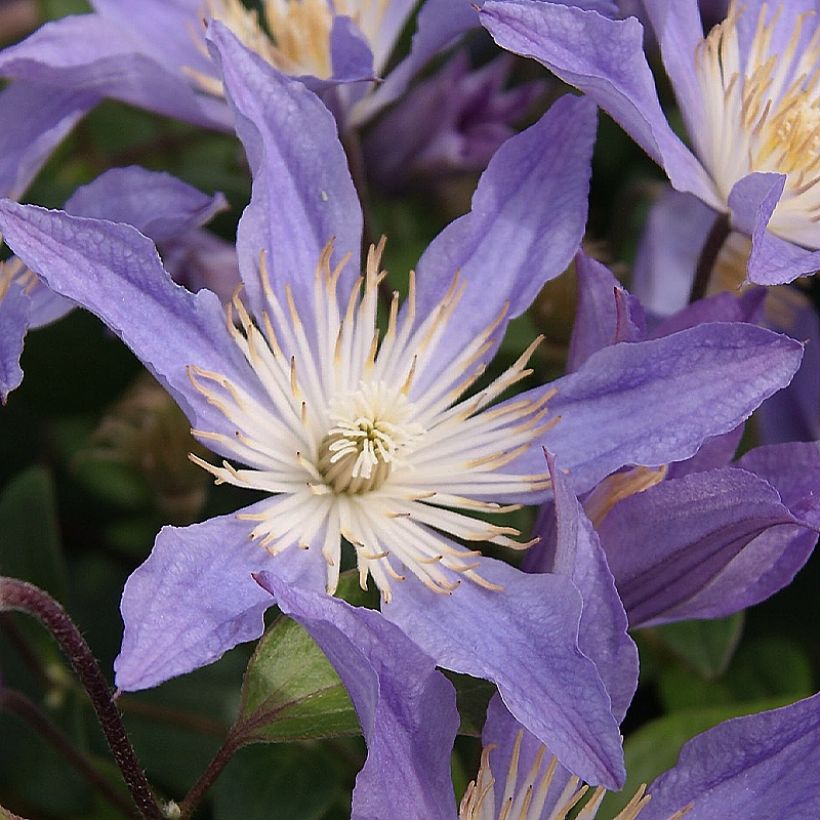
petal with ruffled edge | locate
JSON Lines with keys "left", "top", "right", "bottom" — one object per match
{"left": 0, "top": 14, "right": 230, "bottom": 130}
{"left": 728, "top": 172, "right": 820, "bottom": 285}
{"left": 383, "top": 557, "right": 625, "bottom": 789}
{"left": 0, "top": 200, "right": 264, "bottom": 443}
{"left": 643, "top": 691, "right": 820, "bottom": 819}
{"left": 114, "top": 501, "right": 325, "bottom": 691}
{"left": 479, "top": 0, "right": 718, "bottom": 207}
{"left": 0, "top": 82, "right": 95, "bottom": 199}
{"left": 411, "top": 94, "right": 596, "bottom": 395}
{"left": 530, "top": 452, "right": 637, "bottom": 722}
{"left": 529, "top": 322, "right": 803, "bottom": 495}
{"left": 254, "top": 574, "right": 459, "bottom": 820}
{"left": 597, "top": 467, "right": 816, "bottom": 627}
{"left": 0, "top": 283, "right": 29, "bottom": 403}
{"left": 206, "top": 23, "right": 363, "bottom": 321}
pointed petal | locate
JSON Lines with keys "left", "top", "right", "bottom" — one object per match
{"left": 384, "top": 558, "right": 626, "bottom": 789}
{"left": 207, "top": 22, "right": 362, "bottom": 320}
{"left": 567, "top": 252, "right": 644, "bottom": 372}
{"left": 63, "top": 166, "right": 227, "bottom": 244}
{"left": 0, "top": 200, "right": 264, "bottom": 440}
{"left": 0, "top": 15, "right": 228, "bottom": 129}
{"left": 537, "top": 323, "right": 802, "bottom": 494}
{"left": 479, "top": 1, "right": 718, "bottom": 206}
{"left": 541, "top": 452, "right": 637, "bottom": 722}
{"left": 0, "top": 81, "right": 94, "bottom": 199}
{"left": 115, "top": 501, "right": 324, "bottom": 691}
{"left": 254, "top": 575, "right": 459, "bottom": 820}
{"left": 644, "top": 692, "right": 820, "bottom": 819}
{"left": 0, "top": 283, "right": 30, "bottom": 402}
{"left": 728, "top": 172, "right": 820, "bottom": 285}
{"left": 597, "top": 467, "right": 815, "bottom": 627}
{"left": 411, "top": 94, "right": 596, "bottom": 395}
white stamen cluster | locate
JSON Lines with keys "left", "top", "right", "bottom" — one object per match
{"left": 190, "top": 0, "right": 388, "bottom": 91}
{"left": 694, "top": 1, "right": 820, "bottom": 247}
{"left": 459, "top": 732, "right": 681, "bottom": 820}
{"left": 187, "top": 239, "right": 554, "bottom": 601}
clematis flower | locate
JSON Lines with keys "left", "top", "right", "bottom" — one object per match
{"left": 480, "top": 0, "right": 820, "bottom": 285}
{"left": 526, "top": 253, "right": 820, "bottom": 629}
{"left": 455, "top": 691, "right": 820, "bottom": 820}
{"left": 0, "top": 166, "right": 228, "bottom": 401}
{"left": 0, "top": 25, "right": 803, "bottom": 786}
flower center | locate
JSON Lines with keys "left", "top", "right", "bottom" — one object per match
{"left": 198, "top": 0, "right": 387, "bottom": 81}
{"left": 317, "top": 382, "right": 423, "bottom": 494}
{"left": 694, "top": 2, "right": 820, "bottom": 247}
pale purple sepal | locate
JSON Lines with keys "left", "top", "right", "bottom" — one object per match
{"left": 0, "top": 283, "right": 29, "bottom": 402}
{"left": 0, "top": 81, "right": 95, "bottom": 199}
{"left": 0, "top": 200, "right": 264, "bottom": 442}
{"left": 330, "top": 15, "right": 375, "bottom": 82}
{"left": 63, "top": 166, "right": 228, "bottom": 244}
{"left": 566, "top": 252, "right": 644, "bottom": 372}
{"left": 384, "top": 557, "right": 625, "bottom": 789}
{"left": 207, "top": 23, "right": 362, "bottom": 321}
{"left": 729, "top": 172, "right": 820, "bottom": 285}
{"left": 539, "top": 451, "right": 637, "bottom": 722}
{"left": 649, "top": 290, "right": 766, "bottom": 339}
{"left": 665, "top": 424, "right": 744, "bottom": 479}
{"left": 534, "top": 322, "right": 802, "bottom": 495}
{"left": 632, "top": 190, "right": 718, "bottom": 317}
{"left": 254, "top": 575, "right": 459, "bottom": 820}
{"left": 479, "top": 1, "right": 719, "bottom": 207}
{"left": 597, "top": 467, "right": 815, "bottom": 627}
{"left": 411, "top": 94, "right": 596, "bottom": 396}
{"left": 0, "top": 14, "right": 231, "bottom": 130}
{"left": 114, "top": 501, "right": 325, "bottom": 691}
{"left": 644, "top": 691, "right": 820, "bottom": 819}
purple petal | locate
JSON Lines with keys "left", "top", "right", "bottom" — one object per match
{"left": 0, "top": 14, "right": 230, "bottom": 130}
{"left": 25, "top": 284, "right": 75, "bottom": 329}
{"left": 0, "top": 283, "right": 30, "bottom": 402}
{"left": 255, "top": 575, "right": 459, "bottom": 820}
{"left": 727, "top": 172, "right": 820, "bottom": 285}
{"left": 206, "top": 23, "right": 362, "bottom": 320}
{"left": 0, "top": 81, "right": 95, "bottom": 199}
{"left": 540, "top": 452, "right": 638, "bottom": 722}
{"left": 632, "top": 188, "right": 715, "bottom": 317}
{"left": 384, "top": 557, "right": 625, "bottom": 789}
{"left": 644, "top": 692, "right": 820, "bottom": 819}
{"left": 567, "top": 252, "right": 645, "bottom": 371}
{"left": 411, "top": 94, "right": 596, "bottom": 395}
{"left": 597, "top": 467, "right": 815, "bottom": 627}
{"left": 480, "top": 0, "right": 718, "bottom": 206}
{"left": 64, "top": 166, "right": 227, "bottom": 244}
{"left": 0, "top": 200, "right": 264, "bottom": 440}
{"left": 115, "top": 501, "right": 324, "bottom": 691}
{"left": 649, "top": 290, "right": 766, "bottom": 339}
{"left": 330, "top": 15, "right": 375, "bottom": 81}
{"left": 161, "top": 228, "right": 241, "bottom": 304}
{"left": 665, "top": 425, "right": 744, "bottom": 479}
{"left": 536, "top": 322, "right": 803, "bottom": 494}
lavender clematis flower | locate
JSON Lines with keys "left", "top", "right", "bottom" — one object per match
{"left": 0, "top": 166, "right": 227, "bottom": 401}
{"left": 480, "top": 0, "right": 820, "bottom": 285}
{"left": 529, "top": 254, "right": 820, "bottom": 629}
{"left": 0, "top": 25, "right": 803, "bottom": 786}
{"left": 456, "top": 691, "right": 820, "bottom": 819}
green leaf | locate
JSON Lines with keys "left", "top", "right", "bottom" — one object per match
{"left": 444, "top": 672, "right": 495, "bottom": 737}
{"left": 0, "top": 467, "right": 67, "bottom": 602}
{"left": 236, "top": 614, "right": 360, "bottom": 744}
{"left": 212, "top": 744, "right": 344, "bottom": 820}
{"left": 647, "top": 613, "right": 744, "bottom": 679}
{"left": 601, "top": 696, "right": 798, "bottom": 816}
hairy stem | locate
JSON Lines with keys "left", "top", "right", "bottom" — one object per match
{"left": 0, "top": 578, "right": 163, "bottom": 819}
{"left": 177, "top": 733, "right": 242, "bottom": 819}
{"left": 0, "top": 687, "right": 137, "bottom": 817}
{"left": 689, "top": 211, "right": 731, "bottom": 303}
